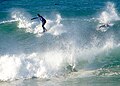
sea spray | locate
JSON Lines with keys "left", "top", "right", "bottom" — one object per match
{"left": 11, "top": 9, "right": 65, "bottom": 36}
{"left": 0, "top": 54, "right": 47, "bottom": 81}
{"left": 97, "top": 2, "right": 119, "bottom": 32}
{"left": 11, "top": 9, "right": 34, "bottom": 32}
{"left": 0, "top": 1, "right": 120, "bottom": 82}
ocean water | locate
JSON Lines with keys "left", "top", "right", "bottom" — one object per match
{"left": 0, "top": 0, "right": 120, "bottom": 86}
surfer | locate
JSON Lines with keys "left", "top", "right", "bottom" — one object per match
{"left": 67, "top": 65, "right": 77, "bottom": 72}
{"left": 99, "top": 23, "right": 110, "bottom": 29}
{"left": 31, "top": 14, "right": 47, "bottom": 32}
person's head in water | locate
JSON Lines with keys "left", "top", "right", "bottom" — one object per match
{"left": 37, "top": 14, "right": 41, "bottom": 17}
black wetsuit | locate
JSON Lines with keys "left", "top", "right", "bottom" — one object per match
{"left": 38, "top": 15, "right": 47, "bottom": 32}
{"left": 99, "top": 24, "right": 110, "bottom": 28}
{"left": 31, "top": 14, "right": 47, "bottom": 32}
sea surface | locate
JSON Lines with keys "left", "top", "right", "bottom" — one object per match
{"left": 0, "top": 0, "right": 120, "bottom": 86}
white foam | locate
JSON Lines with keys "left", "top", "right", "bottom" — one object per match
{"left": 97, "top": 2, "right": 119, "bottom": 32}
{"left": 0, "top": 55, "right": 21, "bottom": 81}
{"left": 99, "top": 2, "right": 119, "bottom": 24}
{"left": 0, "top": 34, "right": 117, "bottom": 81}
{"left": 68, "top": 70, "right": 95, "bottom": 78}
{"left": 1, "top": 7, "right": 119, "bottom": 82}
{"left": 11, "top": 10, "right": 34, "bottom": 33}
{"left": 0, "top": 53, "right": 48, "bottom": 81}
{"left": 0, "top": 49, "right": 75, "bottom": 81}
{"left": 0, "top": 20, "right": 17, "bottom": 24}
{"left": 33, "top": 14, "right": 65, "bottom": 36}
{"left": 11, "top": 9, "right": 66, "bottom": 36}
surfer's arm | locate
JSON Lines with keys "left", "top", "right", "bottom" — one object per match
{"left": 31, "top": 17, "right": 38, "bottom": 20}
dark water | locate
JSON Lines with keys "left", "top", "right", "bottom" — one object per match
{"left": 0, "top": 0, "right": 120, "bottom": 85}
{"left": 1, "top": 77, "right": 120, "bottom": 86}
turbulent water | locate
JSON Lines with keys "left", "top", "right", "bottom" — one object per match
{"left": 0, "top": 0, "right": 120, "bottom": 86}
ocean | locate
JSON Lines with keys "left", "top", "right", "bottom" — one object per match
{"left": 0, "top": 0, "right": 120, "bottom": 86}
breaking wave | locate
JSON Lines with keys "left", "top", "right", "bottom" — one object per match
{"left": 0, "top": 2, "right": 120, "bottom": 81}
{"left": 96, "top": 2, "right": 120, "bottom": 32}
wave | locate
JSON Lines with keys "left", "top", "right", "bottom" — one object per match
{"left": 0, "top": 35, "right": 119, "bottom": 81}
{"left": 96, "top": 2, "right": 120, "bottom": 32}
{"left": 0, "top": 2, "right": 120, "bottom": 81}
{"left": 11, "top": 9, "right": 65, "bottom": 36}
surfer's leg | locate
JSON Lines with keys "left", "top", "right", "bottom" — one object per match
{"left": 99, "top": 25, "right": 105, "bottom": 28}
{"left": 42, "top": 22, "right": 47, "bottom": 32}
{"left": 42, "top": 26, "right": 46, "bottom": 32}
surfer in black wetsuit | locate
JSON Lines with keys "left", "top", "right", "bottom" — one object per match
{"left": 31, "top": 14, "right": 47, "bottom": 32}
{"left": 99, "top": 23, "right": 110, "bottom": 29}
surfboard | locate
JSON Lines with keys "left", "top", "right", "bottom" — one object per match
{"left": 38, "top": 31, "right": 46, "bottom": 34}
{"left": 38, "top": 29, "right": 50, "bottom": 34}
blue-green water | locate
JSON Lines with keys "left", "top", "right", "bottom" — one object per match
{"left": 0, "top": 0, "right": 120, "bottom": 86}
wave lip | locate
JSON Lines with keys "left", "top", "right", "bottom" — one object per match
{"left": 0, "top": 20, "right": 17, "bottom": 24}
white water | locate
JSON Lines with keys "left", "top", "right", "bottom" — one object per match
{"left": 11, "top": 9, "right": 65, "bottom": 36}
{"left": 0, "top": 20, "right": 17, "bottom": 24}
{"left": 0, "top": 35, "right": 117, "bottom": 81}
{"left": 96, "top": 2, "right": 120, "bottom": 32}
{"left": 0, "top": 4, "right": 119, "bottom": 81}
